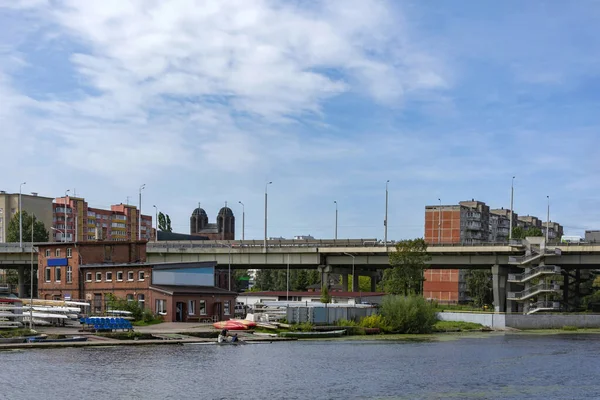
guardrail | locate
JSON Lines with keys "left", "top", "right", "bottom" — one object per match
{"left": 508, "top": 265, "right": 561, "bottom": 283}
{"left": 507, "top": 283, "right": 561, "bottom": 301}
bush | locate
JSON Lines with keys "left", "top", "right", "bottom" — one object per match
{"left": 336, "top": 319, "right": 359, "bottom": 327}
{"left": 359, "top": 314, "right": 392, "bottom": 332}
{"left": 562, "top": 325, "right": 578, "bottom": 331}
{"left": 290, "top": 322, "right": 314, "bottom": 332}
{"left": 379, "top": 295, "right": 438, "bottom": 334}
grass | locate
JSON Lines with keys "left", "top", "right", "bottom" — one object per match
{"left": 132, "top": 319, "right": 163, "bottom": 327}
{"left": 0, "top": 328, "right": 37, "bottom": 338}
{"left": 433, "top": 321, "right": 485, "bottom": 332}
{"left": 100, "top": 331, "right": 154, "bottom": 340}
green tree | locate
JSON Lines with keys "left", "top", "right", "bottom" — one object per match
{"left": 379, "top": 295, "right": 438, "bottom": 334}
{"left": 307, "top": 270, "right": 320, "bottom": 287}
{"left": 383, "top": 238, "right": 431, "bottom": 295}
{"left": 512, "top": 226, "right": 543, "bottom": 239}
{"left": 255, "top": 269, "right": 275, "bottom": 291}
{"left": 320, "top": 285, "right": 331, "bottom": 303}
{"left": 6, "top": 211, "right": 49, "bottom": 243}
{"left": 295, "top": 270, "right": 309, "bottom": 291}
{"left": 231, "top": 269, "right": 250, "bottom": 292}
{"left": 466, "top": 270, "right": 493, "bottom": 308}
{"left": 158, "top": 212, "right": 172, "bottom": 232}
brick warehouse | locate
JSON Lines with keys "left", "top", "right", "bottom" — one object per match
{"left": 36, "top": 241, "right": 237, "bottom": 322}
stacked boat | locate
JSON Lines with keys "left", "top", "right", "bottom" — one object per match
{"left": 0, "top": 299, "right": 23, "bottom": 329}
{"left": 17, "top": 299, "right": 90, "bottom": 327}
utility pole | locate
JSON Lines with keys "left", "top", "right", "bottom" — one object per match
{"left": 29, "top": 213, "right": 34, "bottom": 329}
{"left": 546, "top": 195, "right": 550, "bottom": 245}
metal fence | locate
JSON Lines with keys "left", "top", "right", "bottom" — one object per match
{"left": 286, "top": 306, "right": 376, "bottom": 324}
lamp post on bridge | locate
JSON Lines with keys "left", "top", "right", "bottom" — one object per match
{"left": 438, "top": 198, "right": 442, "bottom": 244}
{"left": 264, "top": 181, "right": 272, "bottom": 251}
{"left": 238, "top": 201, "right": 245, "bottom": 241}
{"left": 384, "top": 180, "right": 389, "bottom": 249}
{"left": 334, "top": 201, "right": 338, "bottom": 241}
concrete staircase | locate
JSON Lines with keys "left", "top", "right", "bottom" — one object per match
{"left": 507, "top": 283, "right": 561, "bottom": 301}
{"left": 527, "top": 301, "right": 561, "bottom": 314}
{"left": 508, "top": 265, "right": 562, "bottom": 284}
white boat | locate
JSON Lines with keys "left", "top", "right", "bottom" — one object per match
{"left": 0, "top": 312, "right": 22, "bottom": 318}
{"left": 106, "top": 310, "right": 133, "bottom": 315}
{"left": 21, "top": 317, "right": 52, "bottom": 326}
{"left": 29, "top": 312, "right": 68, "bottom": 319}
{"left": 26, "top": 306, "right": 81, "bottom": 313}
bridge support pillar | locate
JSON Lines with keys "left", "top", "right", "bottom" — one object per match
{"left": 370, "top": 275, "right": 377, "bottom": 292}
{"left": 18, "top": 265, "right": 26, "bottom": 298}
{"left": 492, "top": 265, "right": 507, "bottom": 313}
{"left": 352, "top": 273, "right": 359, "bottom": 293}
{"left": 342, "top": 274, "right": 349, "bottom": 292}
{"left": 318, "top": 265, "right": 332, "bottom": 290}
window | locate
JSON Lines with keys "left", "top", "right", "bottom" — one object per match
{"left": 45, "top": 249, "right": 51, "bottom": 257}
{"left": 106, "top": 272, "right": 113, "bottom": 281}
{"left": 127, "top": 271, "right": 134, "bottom": 281}
{"left": 138, "top": 294, "right": 145, "bottom": 310}
{"left": 44, "top": 267, "right": 51, "bottom": 282}
{"left": 224, "top": 300, "right": 230, "bottom": 315}
{"left": 55, "top": 249, "right": 61, "bottom": 257}
{"left": 126, "top": 294, "right": 134, "bottom": 302}
{"left": 117, "top": 271, "right": 123, "bottom": 281}
{"left": 55, "top": 267, "right": 62, "bottom": 282}
{"left": 138, "top": 271, "right": 145, "bottom": 281}
{"left": 188, "top": 300, "right": 195, "bottom": 315}
{"left": 85, "top": 272, "right": 92, "bottom": 282}
{"left": 156, "top": 299, "right": 166, "bottom": 314}
{"left": 67, "top": 266, "right": 72, "bottom": 283}
{"left": 95, "top": 272, "right": 102, "bottom": 282}
{"left": 66, "top": 248, "right": 72, "bottom": 258}
{"left": 199, "top": 300, "right": 206, "bottom": 315}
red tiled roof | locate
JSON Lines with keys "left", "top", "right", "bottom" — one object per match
{"left": 242, "top": 291, "right": 386, "bottom": 297}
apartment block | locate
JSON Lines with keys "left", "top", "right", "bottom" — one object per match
{"left": 53, "top": 196, "right": 153, "bottom": 242}
{"left": 542, "top": 221, "right": 564, "bottom": 242}
{"left": 490, "top": 208, "right": 518, "bottom": 242}
{"left": 517, "top": 215, "right": 542, "bottom": 230}
{"left": 0, "top": 191, "right": 54, "bottom": 243}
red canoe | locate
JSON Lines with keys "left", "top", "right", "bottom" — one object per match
{"left": 213, "top": 319, "right": 257, "bottom": 331}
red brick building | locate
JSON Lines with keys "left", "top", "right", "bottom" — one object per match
{"left": 37, "top": 241, "right": 237, "bottom": 322}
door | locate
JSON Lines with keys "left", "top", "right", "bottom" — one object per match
{"left": 175, "top": 302, "right": 185, "bottom": 322}
{"left": 213, "top": 302, "right": 222, "bottom": 321}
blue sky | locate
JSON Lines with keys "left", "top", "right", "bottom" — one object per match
{"left": 1, "top": 0, "right": 599, "bottom": 240}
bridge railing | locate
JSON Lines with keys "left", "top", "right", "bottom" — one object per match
{"left": 508, "top": 283, "right": 561, "bottom": 300}
{"left": 508, "top": 265, "right": 561, "bottom": 282}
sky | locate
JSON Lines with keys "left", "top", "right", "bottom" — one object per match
{"left": 1, "top": 0, "right": 599, "bottom": 240}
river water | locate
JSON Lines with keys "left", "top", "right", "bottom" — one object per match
{"left": 2, "top": 333, "right": 599, "bottom": 400}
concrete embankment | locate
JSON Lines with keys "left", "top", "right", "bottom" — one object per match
{"left": 0, "top": 336, "right": 293, "bottom": 350}
{"left": 438, "top": 311, "right": 600, "bottom": 330}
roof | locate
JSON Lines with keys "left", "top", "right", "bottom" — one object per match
{"left": 150, "top": 285, "right": 237, "bottom": 296}
{"left": 243, "top": 291, "right": 386, "bottom": 298}
{"left": 80, "top": 261, "right": 217, "bottom": 269}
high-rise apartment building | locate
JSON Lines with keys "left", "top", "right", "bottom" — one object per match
{"left": 0, "top": 191, "right": 54, "bottom": 243}
{"left": 424, "top": 199, "right": 562, "bottom": 304}
{"left": 542, "top": 221, "right": 564, "bottom": 242}
{"left": 53, "top": 196, "right": 153, "bottom": 242}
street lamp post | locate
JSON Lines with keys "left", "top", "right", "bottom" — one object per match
{"left": 51, "top": 227, "right": 64, "bottom": 243}
{"left": 138, "top": 184, "right": 145, "bottom": 241}
{"left": 64, "top": 189, "right": 70, "bottom": 243}
{"left": 509, "top": 176, "right": 515, "bottom": 241}
{"left": 344, "top": 252, "right": 355, "bottom": 292}
{"left": 264, "top": 182, "right": 272, "bottom": 250}
{"left": 438, "top": 198, "right": 442, "bottom": 244}
{"left": 546, "top": 195, "right": 550, "bottom": 245}
{"left": 384, "top": 180, "right": 389, "bottom": 248}
{"left": 334, "top": 201, "right": 338, "bottom": 240}
{"left": 238, "top": 201, "right": 245, "bottom": 241}
{"left": 153, "top": 205, "right": 158, "bottom": 242}
{"left": 19, "top": 182, "right": 26, "bottom": 248}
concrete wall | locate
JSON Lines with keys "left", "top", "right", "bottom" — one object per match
{"left": 505, "top": 314, "right": 600, "bottom": 329}
{"left": 437, "top": 312, "right": 505, "bottom": 329}
{"left": 287, "top": 306, "right": 376, "bottom": 324}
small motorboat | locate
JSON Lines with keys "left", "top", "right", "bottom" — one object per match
{"left": 279, "top": 329, "right": 346, "bottom": 339}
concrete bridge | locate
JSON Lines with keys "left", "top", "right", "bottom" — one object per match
{"left": 2, "top": 239, "right": 600, "bottom": 312}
